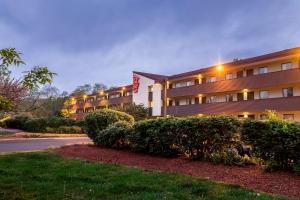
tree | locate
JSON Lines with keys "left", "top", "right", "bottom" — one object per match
{"left": 71, "top": 84, "right": 92, "bottom": 96}
{"left": 0, "top": 48, "right": 56, "bottom": 118}
{"left": 92, "top": 83, "right": 107, "bottom": 93}
{"left": 111, "top": 103, "right": 148, "bottom": 121}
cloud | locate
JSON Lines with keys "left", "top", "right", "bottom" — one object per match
{"left": 0, "top": 0, "right": 300, "bottom": 93}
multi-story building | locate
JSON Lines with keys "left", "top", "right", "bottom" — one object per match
{"left": 69, "top": 47, "right": 300, "bottom": 121}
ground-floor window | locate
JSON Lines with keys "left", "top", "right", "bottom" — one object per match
{"left": 283, "top": 114, "right": 294, "bottom": 120}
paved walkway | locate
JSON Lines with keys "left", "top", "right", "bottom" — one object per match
{"left": 0, "top": 137, "right": 91, "bottom": 153}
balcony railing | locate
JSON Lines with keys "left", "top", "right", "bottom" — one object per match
{"left": 166, "top": 96, "right": 300, "bottom": 116}
{"left": 108, "top": 95, "right": 132, "bottom": 106}
{"left": 167, "top": 68, "right": 300, "bottom": 98}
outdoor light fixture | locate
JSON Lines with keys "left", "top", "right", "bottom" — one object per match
{"left": 122, "top": 87, "right": 126, "bottom": 90}
{"left": 216, "top": 65, "right": 223, "bottom": 71}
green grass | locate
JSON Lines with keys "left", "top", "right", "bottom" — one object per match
{"left": 0, "top": 131, "right": 15, "bottom": 136}
{"left": 0, "top": 152, "right": 288, "bottom": 200}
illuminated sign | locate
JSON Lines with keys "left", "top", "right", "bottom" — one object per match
{"left": 133, "top": 74, "right": 140, "bottom": 93}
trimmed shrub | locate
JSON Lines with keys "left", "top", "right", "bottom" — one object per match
{"left": 130, "top": 117, "right": 181, "bottom": 156}
{"left": 179, "top": 116, "right": 241, "bottom": 160}
{"left": 6, "top": 116, "right": 85, "bottom": 133}
{"left": 24, "top": 118, "right": 48, "bottom": 132}
{"left": 293, "top": 163, "right": 300, "bottom": 176}
{"left": 84, "top": 109, "right": 134, "bottom": 142}
{"left": 95, "top": 121, "right": 133, "bottom": 149}
{"left": 242, "top": 118, "right": 300, "bottom": 171}
{"left": 5, "top": 116, "right": 30, "bottom": 130}
{"left": 129, "top": 116, "right": 241, "bottom": 159}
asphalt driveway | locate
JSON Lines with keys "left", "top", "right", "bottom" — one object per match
{"left": 0, "top": 137, "right": 91, "bottom": 153}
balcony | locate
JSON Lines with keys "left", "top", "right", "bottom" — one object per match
{"left": 166, "top": 96, "right": 300, "bottom": 116}
{"left": 108, "top": 95, "right": 132, "bottom": 106}
{"left": 167, "top": 68, "right": 300, "bottom": 98}
{"left": 95, "top": 99, "right": 108, "bottom": 107}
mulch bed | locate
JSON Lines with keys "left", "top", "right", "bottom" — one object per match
{"left": 56, "top": 144, "right": 300, "bottom": 199}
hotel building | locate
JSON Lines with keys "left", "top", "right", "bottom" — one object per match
{"left": 69, "top": 47, "right": 300, "bottom": 121}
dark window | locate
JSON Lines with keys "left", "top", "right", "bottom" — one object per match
{"left": 175, "top": 100, "right": 179, "bottom": 106}
{"left": 246, "top": 69, "right": 254, "bottom": 77}
{"left": 247, "top": 92, "right": 254, "bottom": 100}
{"left": 148, "top": 91, "right": 153, "bottom": 101}
{"left": 237, "top": 71, "right": 243, "bottom": 78}
{"left": 201, "top": 96, "right": 207, "bottom": 104}
{"left": 283, "top": 114, "right": 294, "bottom": 120}
{"left": 201, "top": 77, "right": 207, "bottom": 84}
{"left": 225, "top": 94, "right": 233, "bottom": 102}
{"left": 168, "top": 100, "right": 173, "bottom": 106}
{"left": 194, "top": 79, "right": 199, "bottom": 84}
{"left": 168, "top": 83, "right": 173, "bottom": 89}
{"left": 282, "top": 88, "right": 293, "bottom": 97}
{"left": 195, "top": 97, "right": 199, "bottom": 104}
{"left": 237, "top": 93, "right": 244, "bottom": 101}
{"left": 248, "top": 115, "right": 255, "bottom": 120}
{"left": 237, "top": 115, "right": 244, "bottom": 118}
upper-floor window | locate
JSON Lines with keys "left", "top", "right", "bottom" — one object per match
{"left": 246, "top": 69, "right": 254, "bottom": 77}
{"left": 181, "top": 99, "right": 192, "bottom": 105}
{"left": 225, "top": 94, "right": 233, "bottom": 102}
{"left": 208, "top": 77, "right": 217, "bottom": 83}
{"left": 124, "top": 91, "right": 132, "bottom": 96}
{"left": 96, "top": 96, "right": 106, "bottom": 101}
{"left": 282, "top": 87, "right": 293, "bottom": 97}
{"left": 76, "top": 109, "right": 84, "bottom": 114}
{"left": 259, "top": 67, "right": 268, "bottom": 74}
{"left": 109, "top": 93, "right": 121, "bottom": 99}
{"left": 259, "top": 90, "right": 269, "bottom": 99}
{"left": 86, "top": 98, "right": 94, "bottom": 103}
{"left": 77, "top": 100, "right": 84, "bottom": 104}
{"left": 208, "top": 96, "right": 217, "bottom": 103}
{"left": 237, "top": 71, "right": 243, "bottom": 78}
{"left": 282, "top": 62, "right": 293, "bottom": 70}
{"left": 225, "top": 73, "right": 234, "bottom": 80}
{"left": 175, "top": 80, "right": 193, "bottom": 88}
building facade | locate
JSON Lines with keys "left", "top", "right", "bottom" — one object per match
{"left": 69, "top": 47, "right": 300, "bottom": 121}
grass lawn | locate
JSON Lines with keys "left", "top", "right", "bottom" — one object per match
{"left": 0, "top": 152, "right": 288, "bottom": 200}
{"left": 0, "top": 131, "right": 15, "bottom": 137}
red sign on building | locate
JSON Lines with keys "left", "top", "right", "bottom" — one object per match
{"left": 133, "top": 74, "right": 140, "bottom": 93}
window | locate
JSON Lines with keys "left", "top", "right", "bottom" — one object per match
{"left": 237, "top": 71, "right": 243, "bottom": 78}
{"left": 225, "top": 94, "right": 233, "bottom": 102}
{"left": 282, "top": 88, "right": 293, "bottom": 97}
{"left": 175, "top": 80, "right": 193, "bottom": 88}
{"left": 187, "top": 81, "right": 193, "bottom": 86}
{"left": 86, "top": 98, "right": 94, "bottom": 103}
{"left": 208, "top": 77, "right": 217, "bottom": 83}
{"left": 246, "top": 69, "right": 254, "bottom": 76}
{"left": 283, "top": 114, "right": 294, "bottom": 120}
{"left": 237, "top": 93, "right": 244, "bottom": 101}
{"left": 282, "top": 62, "right": 293, "bottom": 70}
{"left": 248, "top": 115, "right": 255, "bottom": 120}
{"left": 208, "top": 96, "right": 217, "bottom": 103}
{"left": 259, "top": 91, "right": 269, "bottom": 99}
{"left": 96, "top": 96, "right": 105, "bottom": 101}
{"left": 109, "top": 94, "right": 121, "bottom": 99}
{"left": 259, "top": 67, "right": 268, "bottom": 74}
{"left": 247, "top": 92, "right": 255, "bottom": 100}
{"left": 124, "top": 91, "right": 132, "bottom": 96}
{"left": 225, "top": 73, "right": 233, "bottom": 80}
{"left": 179, "top": 98, "right": 192, "bottom": 105}
{"left": 260, "top": 114, "right": 267, "bottom": 120}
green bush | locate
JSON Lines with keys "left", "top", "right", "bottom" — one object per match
{"left": 242, "top": 118, "right": 300, "bottom": 171}
{"left": 84, "top": 109, "right": 134, "bottom": 142}
{"left": 95, "top": 121, "right": 133, "bottom": 149}
{"left": 5, "top": 116, "right": 30, "bottom": 130}
{"left": 293, "top": 162, "right": 300, "bottom": 176}
{"left": 130, "top": 117, "right": 181, "bottom": 156}
{"left": 129, "top": 116, "right": 241, "bottom": 159}
{"left": 24, "top": 118, "right": 48, "bottom": 132}
{"left": 179, "top": 116, "right": 241, "bottom": 160}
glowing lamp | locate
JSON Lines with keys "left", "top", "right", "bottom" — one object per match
{"left": 216, "top": 65, "right": 223, "bottom": 71}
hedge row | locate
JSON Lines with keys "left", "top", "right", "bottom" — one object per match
{"left": 242, "top": 118, "right": 300, "bottom": 171}
{"left": 85, "top": 109, "right": 300, "bottom": 173}
{"left": 4, "top": 116, "right": 85, "bottom": 133}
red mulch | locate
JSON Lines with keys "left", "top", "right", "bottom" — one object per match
{"left": 56, "top": 144, "right": 300, "bottom": 199}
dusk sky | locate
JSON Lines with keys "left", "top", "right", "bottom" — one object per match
{"left": 1, "top": 0, "right": 300, "bottom": 92}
